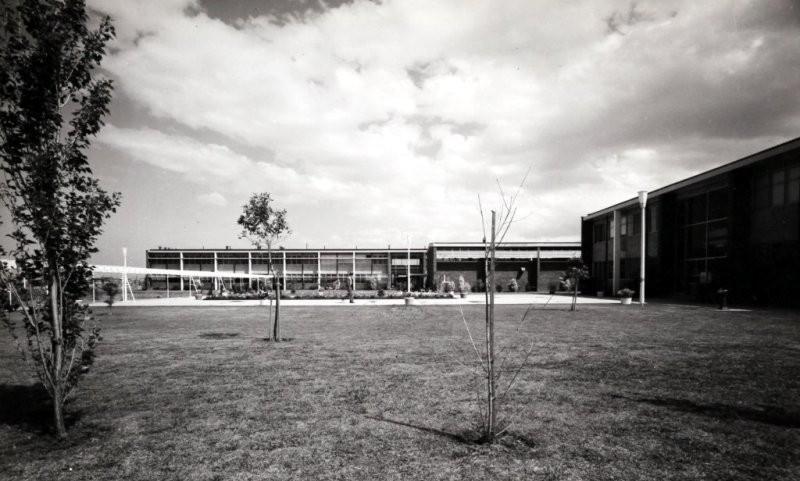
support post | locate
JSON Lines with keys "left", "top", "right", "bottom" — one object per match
{"left": 638, "top": 191, "right": 648, "bottom": 305}
{"left": 536, "top": 246, "right": 542, "bottom": 291}
{"left": 406, "top": 237, "right": 411, "bottom": 293}
{"left": 283, "top": 251, "right": 287, "bottom": 292}
{"left": 352, "top": 251, "right": 356, "bottom": 290}
{"left": 248, "top": 251, "right": 253, "bottom": 289}
{"left": 317, "top": 251, "right": 321, "bottom": 289}
{"left": 213, "top": 251, "right": 219, "bottom": 292}
{"left": 122, "top": 247, "right": 128, "bottom": 302}
{"left": 612, "top": 211, "right": 620, "bottom": 294}
{"left": 179, "top": 252, "right": 185, "bottom": 291}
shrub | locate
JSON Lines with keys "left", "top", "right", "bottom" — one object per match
{"left": 618, "top": 288, "right": 635, "bottom": 298}
{"left": 368, "top": 276, "right": 379, "bottom": 290}
{"left": 457, "top": 275, "right": 470, "bottom": 294}
{"left": 507, "top": 278, "right": 519, "bottom": 292}
{"left": 377, "top": 288, "right": 385, "bottom": 297}
{"left": 548, "top": 281, "right": 559, "bottom": 294}
{"left": 102, "top": 281, "right": 119, "bottom": 307}
{"left": 442, "top": 280, "right": 455, "bottom": 293}
{"left": 495, "top": 283, "right": 502, "bottom": 292}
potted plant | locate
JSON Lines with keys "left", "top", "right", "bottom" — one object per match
{"left": 617, "top": 288, "right": 634, "bottom": 305}
{"left": 717, "top": 288, "right": 729, "bottom": 310}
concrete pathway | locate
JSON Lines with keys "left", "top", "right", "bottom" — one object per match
{"left": 90, "top": 293, "right": 620, "bottom": 308}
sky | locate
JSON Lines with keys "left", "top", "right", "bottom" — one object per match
{"left": 71, "top": 0, "right": 800, "bottom": 265}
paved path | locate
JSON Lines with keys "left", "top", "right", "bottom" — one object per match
{"left": 91, "top": 293, "right": 620, "bottom": 308}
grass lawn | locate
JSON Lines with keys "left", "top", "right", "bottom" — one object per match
{"left": 1, "top": 303, "right": 799, "bottom": 480}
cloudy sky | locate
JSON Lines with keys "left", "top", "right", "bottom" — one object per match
{"left": 79, "top": 0, "right": 799, "bottom": 265}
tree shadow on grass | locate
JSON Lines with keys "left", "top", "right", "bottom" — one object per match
{"left": 365, "top": 414, "right": 537, "bottom": 448}
{"left": 0, "top": 383, "right": 82, "bottom": 434}
{"left": 613, "top": 394, "right": 800, "bottom": 428}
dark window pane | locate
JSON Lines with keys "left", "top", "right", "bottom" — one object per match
{"left": 708, "top": 189, "right": 727, "bottom": 219}
{"left": 689, "top": 194, "right": 707, "bottom": 224}
{"left": 754, "top": 174, "right": 769, "bottom": 209}
{"left": 688, "top": 224, "right": 706, "bottom": 258}
{"left": 707, "top": 220, "right": 727, "bottom": 257}
{"left": 772, "top": 170, "right": 785, "bottom": 206}
{"left": 789, "top": 166, "right": 800, "bottom": 204}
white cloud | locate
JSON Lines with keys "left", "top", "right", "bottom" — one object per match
{"left": 88, "top": 0, "right": 800, "bottom": 250}
{"left": 197, "top": 191, "right": 228, "bottom": 206}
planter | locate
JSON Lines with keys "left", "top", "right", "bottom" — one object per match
{"left": 596, "top": 291, "right": 604, "bottom": 298}
{"left": 404, "top": 297, "right": 416, "bottom": 305}
{"left": 460, "top": 293, "right": 467, "bottom": 298}
{"left": 620, "top": 297, "right": 632, "bottom": 305}
{"left": 194, "top": 293, "right": 205, "bottom": 300}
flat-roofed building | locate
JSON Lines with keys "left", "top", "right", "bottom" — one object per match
{"left": 581, "top": 137, "right": 800, "bottom": 306}
{"left": 146, "top": 241, "right": 581, "bottom": 292}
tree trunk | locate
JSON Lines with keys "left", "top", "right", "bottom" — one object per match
{"left": 572, "top": 280, "right": 578, "bottom": 311}
{"left": 486, "top": 211, "right": 497, "bottom": 442}
{"left": 273, "top": 279, "right": 281, "bottom": 342}
{"left": 50, "top": 270, "right": 67, "bottom": 438}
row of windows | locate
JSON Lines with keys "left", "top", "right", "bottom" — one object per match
{"left": 754, "top": 164, "right": 800, "bottom": 209}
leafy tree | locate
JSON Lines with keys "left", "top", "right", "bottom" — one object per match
{"left": 0, "top": 0, "right": 120, "bottom": 438}
{"left": 237, "top": 193, "right": 290, "bottom": 341}
{"left": 561, "top": 258, "right": 590, "bottom": 311}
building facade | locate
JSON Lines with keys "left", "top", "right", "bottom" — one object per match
{"left": 581, "top": 137, "right": 800, "bottom": 306}
{"left": 146, "top": 242, "right": 581, "bottom": 292}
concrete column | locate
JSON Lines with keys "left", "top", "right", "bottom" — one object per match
{"left": 282, "top": 251, "right": 287, "bottom": 291}
{"left": 386, "top": 250, "right": 391, "bottom": 289}
{"left": 179, "top": 251, "right": 184, "bottom": 291}
{"left": 213, "top": 251, "right": 219, "bottom": 291}
{"left": 612, "top": 211, "right": 621, "bottom": 294}
{"left": 247, "top": 251, "right": 253, "bottom": 289}
{"left": 536, "top": 246, "right": 541, "bottom": 291}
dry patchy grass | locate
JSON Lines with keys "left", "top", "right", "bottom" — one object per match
{"left": 1, "top": 304, "right": 799, "bottom": 480}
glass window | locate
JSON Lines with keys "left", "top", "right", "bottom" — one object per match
{"left": 708, "top": 189, "right": 727, "bottom": 220}
{"left": 788, "top": 166, "right": 800, "bottom": 204}
{"left": 687, "top": 224, "right": 706, "bottom": 259}
{"left": 772, "top": 170, "right": 785, "bottom": 206}
{"left": 707, "top": 220, "right": 728, "bottom": 258}
{"left": 593, "top": 222, "right": 605, "bottom": 243}
{"left": 648, "top": 205, "right": 658, "bottom": 233}
{"left": 620, "top": 215, "right": 628, "bottom": 236}
{"left": 754, "top": 173, "right": 769, "bottom": 209}
{"left": 689, "top": 194, "right": 707, "bottom": 224}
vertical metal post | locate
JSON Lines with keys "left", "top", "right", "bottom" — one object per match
{"left": 352, "top": 251, "right": 356, "bottom": 290}
{"left": 612, "top": 211, "right": 620, "bottom": 294}
{"left": 317, "top": 251, "right": 321, "bottom": 289}
{"left": 179, "top": 252, "right": 185, "bottom": 291}
{"left": 639, "top": 191, "right": 648, "bottom": 305}
{"left": 536, "top": 246, "right": 542, "bottom": 292}
{"left": 122, "top": 247, "right": 128, "bottom": 302}
{"left": 282, "top": 251, "right": 287, "bottom": 292}
{"left": 406, "top": 236, "right": 411, "bottom": 293}
{"left": 248, "top": 251, "right": 253, "bottom": 289}
{"left": 166, "top": 274, "right": 170, "bottom": 298}
{"left": 213, "top": 251, "right": 219, "bottom": 292}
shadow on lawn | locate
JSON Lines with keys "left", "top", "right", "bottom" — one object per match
{"left": 0, "top": 383, "right": 81, "bottom": 433}
{"left": 614, "top": 394, "right": 800, "bottom": 428}
{"left": 365, "top": 415, "right": 537, "bottom": 447}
